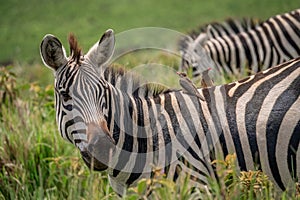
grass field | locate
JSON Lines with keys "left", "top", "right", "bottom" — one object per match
{"left": 1, "top": 0, "right": 299, "bottom": 64}
{"left": 0, "top": 1, "right": 299, "bottom": 199}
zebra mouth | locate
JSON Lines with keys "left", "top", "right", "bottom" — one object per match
{"left": 81, "top": 150, "right": 109, "bottom": 171}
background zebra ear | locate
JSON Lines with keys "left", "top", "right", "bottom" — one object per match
{"left": 40, "top": 34, "right": 68, "bottom": 71}
{"left": 86, "top": 29, "right": 115, "bottom": 67}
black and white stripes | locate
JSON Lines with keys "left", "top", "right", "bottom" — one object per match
{"left": 40, "top": 29, "right": 300, "bottom": 195}
{"left": 180, "top": 9, "right": 300, "bottom": 79}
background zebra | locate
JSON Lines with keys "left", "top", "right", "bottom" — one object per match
{"left": 179, "top": 9, "right": 300, "bottom": 80}
{"left": 179, "top": 17, "right": 261, "bottom": 71}
{"left": 40, "top": 29, "right": 300, "bottom": 195}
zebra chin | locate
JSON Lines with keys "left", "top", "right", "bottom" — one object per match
{"left": 80, "top": 150, "right": 109, "bottom": 171}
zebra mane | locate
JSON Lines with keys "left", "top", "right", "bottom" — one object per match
{"left": 68, "top": 33, "right": 83, "bottom": 63}
{"left": 103, "top": 63, "right": 171, "bottom": 97}
{"left": 190, "top": 17, "right": 261, "bottom": 39}
{"left": 178, "top": 17, "right": 261, "bottom": 52}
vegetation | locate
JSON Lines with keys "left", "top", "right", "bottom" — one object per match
{"left": 1, "top": 1, "right": 299, "bottom": 199}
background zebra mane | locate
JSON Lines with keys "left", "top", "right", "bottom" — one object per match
{"left": 178, "top": 17, "right": 261, "bottom": 51}
{"left": 68, "top": 33, "right": 83, "bottom": 63}
{"left": 103, "top": 63, "right": 171, "bottom": 97}
{"left": 189, "top": 17, "right": 261, "bottom": 39}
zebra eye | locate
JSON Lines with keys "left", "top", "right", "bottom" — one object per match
{"left": 60, "top": 91, "right": 72, "bottom": 101}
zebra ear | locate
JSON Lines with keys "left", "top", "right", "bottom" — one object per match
{"left": 86, "top": 29, "right": 115, "bottom": 67}
{"left": 40, "top": 34, "right": 68, "bottom": 71}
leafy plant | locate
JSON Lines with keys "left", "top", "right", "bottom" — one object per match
{"left": 0, "top": 66, "right": 18, "bottom": 106}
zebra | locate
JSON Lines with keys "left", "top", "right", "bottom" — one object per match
{"left": 40, "top": 29, "right": 300, "bottom": 195}
{"left": 179, "top": 17, "right": 261, "bottom": 73}
{"left": 179, "top": 9, "right": 300, "bottom": 80}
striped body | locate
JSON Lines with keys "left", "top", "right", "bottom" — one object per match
{"left": 180, "top": 9, "right": 300, "bottom": 79}
{"left": 40, "top": 30, "right": 300, "bottom": 195}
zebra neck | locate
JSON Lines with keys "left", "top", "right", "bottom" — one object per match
{"left": 105, "top": 84, "right": 226, "bottom": 157}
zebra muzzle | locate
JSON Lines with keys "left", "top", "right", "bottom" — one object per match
{"left": 82, "top": 121, "right": 116, "bottom": 171}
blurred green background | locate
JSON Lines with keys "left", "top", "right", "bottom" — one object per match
{"left": 1, "top": 0, "right": 298, "bottom": 65}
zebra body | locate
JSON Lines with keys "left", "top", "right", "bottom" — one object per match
{"left": 180, "top": 9, "right": 300, "bottom": 79}
{"left": 40, "top": 30, "right": 300, "bottom": 195}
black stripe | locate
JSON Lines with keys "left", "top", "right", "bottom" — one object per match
{"left": 267, "top": 19, "right": 293, "bottom": 58}
{"left": 62, "top": 67, "right": 75, "bottom": 89}
{"left": 222, "top": 36, "right": 232, "bottom": 68}
{"left": 274, "top": 17, "right": 300, "bottom": 55}
{"left": 217, "top": 37, "right": 228, "bottom": 68}
{"left": 164, "top": 93, "right": 180, "bottom": 175}
{"left": 112, "top": 95, "right": 134, "bottom": 178}
{"left": 205, "top": 87, "right": 228, "bottom": 158}
{"left": 281, "top": 15, "right": 300, "bottom": 38}
{"left": 210, "top": 41, "right": 222, "bottom": 69}
{"left": 220, "top": 23, "right": 230, "bottom": 35}
{"left": 239, "top": 33, "right": 252, "bottom": 70}
{"left": 126, "top": 97, "right": 147, "bottom": 185}
{"left": 248, "top": 30, "right": 261, "bottom": 70}
{"left": 105, "top": 85, "right": 112, "bottom": 130}
{"left": 62, "top": 103, "right": 72, "bottom": 111}
{"left": 64, "top": 116, "right": 84, "bottom": 143}
{"left": 174, "top": 92, "right": 212, "bottom": 173}
{"left": 71, "top": 129, "right": 86, "bottom": 135}
{"left": 287, "top": 121, "right": 300, "bottom": 181}
{"left": 154, "top": 95, "right": 172, "bottom": 175}
{"left": 209, "top": 26, "right": 217, "bottom": 38}
{"left": 253, "top": 28, "right": 267, "bottom": 68}
{"left": 173, "top": 164, "right": 182, "bottom": 182}
{"left": 146, "top": 98, "right": 159, "bottom": 166}
{"left": 266, "top": 74, "right": 300, "bottom": 190}
{"left": 228, "top": 19, "right": 240, "bottom": 34}
{"left": 213, "top": 24, "right": 223, "bottom": 37}
{"left": 274, "top": 43, "right": 282, "bottom": 65}
{"left": 231, "top": 35, "right": 241, "bottom": 71}
{"left": 57, "top": 67, "right": 68, "bottom": 87}
{"left": 262, "top": 24, "right": 279, "bottom": 68}
{"left": 189, "top": 88, "right": 215, "bottom": 161}
{"left": 188, "top": 88, "right": 220, "bottom": 182}
{"left": 289, "top": 10, "right": 300, "bottom": 34}
{"left": 112, "top": 92, "right": 121, "bottom": 143}
{"left": 224, "top": 85, "right": 247, "bottom": 171}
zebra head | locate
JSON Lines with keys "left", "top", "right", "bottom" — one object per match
{"left": 40, "top": 29, "right": 116, "bottom": 171}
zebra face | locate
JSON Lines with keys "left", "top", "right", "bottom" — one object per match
{"left": 40, "top": 30, "right": 116, "bottom": 169}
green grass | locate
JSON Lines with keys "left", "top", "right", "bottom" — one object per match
{"left": 0, "top": 0, "right": 298, "bottom": 64}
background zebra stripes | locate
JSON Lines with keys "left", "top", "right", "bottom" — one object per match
{"left": 179, "top": 9, "right": 300, "bottom": 80}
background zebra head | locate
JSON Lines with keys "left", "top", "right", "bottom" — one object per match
{"left": 40, "top": 29, "right": 116, "bottom": 170}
